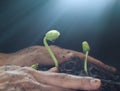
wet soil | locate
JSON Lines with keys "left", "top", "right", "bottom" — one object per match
{"left": 37, "top": 56, "right": 120, "bottom": 91}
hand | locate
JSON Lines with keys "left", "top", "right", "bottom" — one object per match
{"left": 0, "top": 45, "right": 116, "bottom": 73}
{"left": 0, "top": 65, "right": 101, "bottom": 91}
{"left": 0, "top": 45, "right": 102, "bottom": 91}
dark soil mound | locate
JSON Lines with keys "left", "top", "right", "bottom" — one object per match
{"left": 38, "top": 57, "right": 120, "bottom": 91}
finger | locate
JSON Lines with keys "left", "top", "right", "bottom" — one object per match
{"left": 25, "top": 67, "right": 101, "bottom": 90}
{"left": 48, "top": 67, "right": 58, "bottom": 73}
{"left": 10, "top": 79, "right": 74, "bottom": 91}
{"left": 71, "top": 50, "right": 116, "bottom": 73}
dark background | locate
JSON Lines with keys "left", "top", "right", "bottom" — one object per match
{"left": 0, "top": 0, "right": 120, "bottom": 70}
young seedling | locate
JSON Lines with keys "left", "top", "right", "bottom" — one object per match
{"left": 82, "top": 41, "right": 90, "bottom": 75}
{"left": 31, "top": 64, "right": 39, "bottom": 70}
{"left": 43, "top": 30, "right": 60, "bottom": 68}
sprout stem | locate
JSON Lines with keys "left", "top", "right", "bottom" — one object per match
{"left": 43, "top": 37, "right": 59, "bottom": 68}
{"left": 84, "top": 51, "right": 89, "bottom": 75}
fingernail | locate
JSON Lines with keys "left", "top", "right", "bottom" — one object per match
{"left": 48, "top": 67, "right": 58, "bottom": 73}
{"left": 90, "top": 79, "right": 101, "bottom": 86}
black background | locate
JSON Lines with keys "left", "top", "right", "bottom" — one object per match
{"left": 0, "top": 0, "right": 120, "bottom": 70}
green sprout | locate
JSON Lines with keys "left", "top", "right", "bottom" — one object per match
{"left": 43, "top": 30, "right": 60, "bottom": 68}
{"left": 31, "top": 64, "right": 39, "bottom": 70}
{"left": 82, "top": 41, "right": 90, "bottom": 75}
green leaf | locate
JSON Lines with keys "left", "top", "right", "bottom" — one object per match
{"left": 45, "top": 30, "right": 60, "bottom": 41}
{"left": 82, "top": 41, "right": 90, "bottom": 53}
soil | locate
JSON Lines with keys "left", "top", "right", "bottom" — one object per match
{"left": 37, "top": 56, "right": 120, "bottom": 91}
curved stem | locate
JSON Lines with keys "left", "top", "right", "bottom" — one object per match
{"left": 84, "top": 51, "right": 89, "bottom": 75}
{"left": 43, "top": 37, "right": 59, "bottom": 68}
